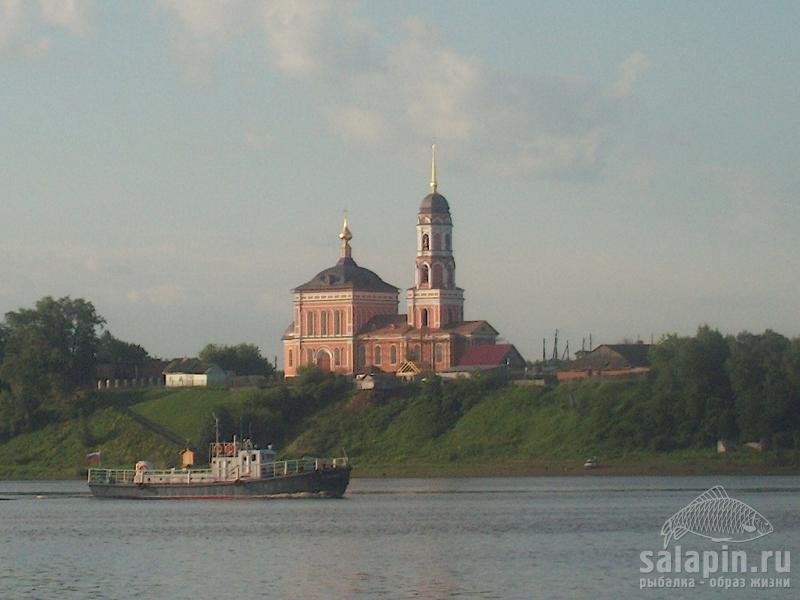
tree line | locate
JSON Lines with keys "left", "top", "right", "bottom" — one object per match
{"left": 0, "top": 296, "right": 274, "bottom": 440}
{"left": 637, "top": 326, "right": 800, "bottom": 450}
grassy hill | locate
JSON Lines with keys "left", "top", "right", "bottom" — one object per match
{"left": 0, "top": 407, "right": 178, "bottom": 479}
{"left": 283, "top": 379, "right": 784, "bottom": 475}
{"left": 130, "top": 388, "right": 254, "bottom": 443}
{"left": 0, "top": 377, "right": 796, "bottom": 479}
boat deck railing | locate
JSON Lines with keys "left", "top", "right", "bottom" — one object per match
{"left": 259, "top": 457, "right": 347, "bottom": 479}
{"left": 88, "top": 456, "right": 349, "bottom": 485}
{"left": 88, "top": 469, "right": 136, "bottom": 485}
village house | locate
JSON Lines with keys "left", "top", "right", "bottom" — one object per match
{"left": 439, "top": 344, "right": 527, "bottom": 380}
{"left": 96, "top": 358, "right": 169, "bottom": 389}
{"left": 556, "top": 343, "right": 651, "bottom": 382}
{"left": 163, "top": 358, "right": 228, "bottom": 388}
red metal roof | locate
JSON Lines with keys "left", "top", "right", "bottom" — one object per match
{"left": 458, "top": 344, "right": 516, "bottom": 366}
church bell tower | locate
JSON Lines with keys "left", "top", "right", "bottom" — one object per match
{"left": 406, "top": 145, "right": 464, "bottom": 329}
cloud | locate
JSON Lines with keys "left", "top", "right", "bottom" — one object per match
{"left": 39, "top": 0, "right": 92, "bottom": 35}
{"left": 0, "top": 1, "right": 24, "bottom": 47}
{"left": 259, "top": 0, "right": 329, "bottom": 75}
{"left": 0, "top": 0, "right": 92, "bottom": 57}
{"left": 611, "top": 50, "right": 651, "bottom": 99}
{"left": 259, "top": 0, "right": 374, "bottom": 77}
{"left": 127, "top": 284, "right": 187, "bottom": 307}
{"left": 157, "top": 0, "right": 246, "bottom": 58}
{"left": 84, "top": 255, "right": 99, "bottom": 272}
{"left": 324, "top": 106, "right": 387, "bottom": 144}
{"left": 159, "top": 3, "right": 650, "bottom": 179}
{"left": 388, "top": 18, "right": 482, "bottom": 142}
{"left": 243, "top": 130, "right": 273, "bottom": 150}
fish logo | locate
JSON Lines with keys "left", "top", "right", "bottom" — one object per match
{"left": 661, "top": 485, "right": 773, "bottom": 549}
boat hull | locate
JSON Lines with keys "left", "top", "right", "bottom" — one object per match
{"left": 89, "top": 467, "right": 351, "bottom": 500}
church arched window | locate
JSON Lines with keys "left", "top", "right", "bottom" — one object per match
{"left": 421, "top": 308, "right": 429, "bottom": 327}
{"left": 320, "top": 311, "right": 328, "bottom": 336}
{"left": 374, "top": 346, "right": 382, "bottom": 365}
{"left": 306, "top": 312, "right": 315, "bottom": 336}
{"left": 435, "top": 344, "right": 443, "bottom": 363}
{"left": 288, "top": 350, "right": 293, "bottom": 367}
{"left": 334, "top": 348, "right": 341, "bottom": 366}
{"left": 357, "top": 346, "right": 366, "bottom": 368}
{"left": 333, "top": 311, "right": 340, "bottom": 335}
{"left": 446, "top": 266, "right": 454, "bottom": 288}
{"left": 390, "top": 345, "right": 397, "bottom": 364}
{"left": 420, "top": 264, "right": 429, "bottom": 285}
{"left": 422, "top": 233, "right": 430, "bottom": 251}
{"left": 432, "top": 233, "right": 441, "bottom": 250}
{"left": 445, "top": 233, "right": 451, "bottom": 251}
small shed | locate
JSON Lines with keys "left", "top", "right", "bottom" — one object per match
{"left": 163, "top": 358, "right": 228, "bottom": 388}
{"left": 180, "top": 448, "right": 196, "bottom": 468}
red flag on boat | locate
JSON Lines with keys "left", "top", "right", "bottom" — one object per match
{"left": 86, "top": 451, "right": 102, "bottom": 463}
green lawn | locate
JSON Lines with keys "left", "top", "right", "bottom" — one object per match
{"left": 130, "top": 388, "right": 253, "bottom": 444}
{"left": 0, "top": 407, "right": 178, "bottom": 479}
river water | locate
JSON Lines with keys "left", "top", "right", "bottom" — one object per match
{"left": 0, "top": 476, "right": 797, "bottom": 599}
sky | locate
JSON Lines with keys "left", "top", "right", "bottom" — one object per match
{"left": 1, "top": 1, "right": 798, "bottom": 364}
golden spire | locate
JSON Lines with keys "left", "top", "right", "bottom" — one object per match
{"left": 339, "top": 211, "right": 352, "bottom": 242}
{"left": 339, "top": 211, "right": 352, "bottom": 259}
{"left": 430, "top": 143, "right": 437, "bottom": 193}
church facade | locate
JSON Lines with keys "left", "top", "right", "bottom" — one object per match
{"left": 282, "top": 148, "right": 513, "bottom": 377}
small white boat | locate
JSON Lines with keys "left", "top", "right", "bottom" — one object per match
{"left": 583, "top": 456, "right": 599, "bottom": 469}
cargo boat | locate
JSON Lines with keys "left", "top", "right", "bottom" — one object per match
{"left": 87, "top": 438, "right": 351, "bottom": 499}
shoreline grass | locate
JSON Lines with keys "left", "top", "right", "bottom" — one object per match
{"left": 2, "top": 382, "right": 799, "bottom": 481}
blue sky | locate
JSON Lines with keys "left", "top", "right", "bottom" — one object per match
{"left": 1, "top": 1, "right": 798, "bottom": 362}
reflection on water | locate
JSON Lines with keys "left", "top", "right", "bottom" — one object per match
{"left": 0, "top": 476, "right": 797, "bottom": 599}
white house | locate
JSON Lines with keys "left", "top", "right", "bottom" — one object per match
{"left": 163, "top": 358, "right": 228, "bottom": 388}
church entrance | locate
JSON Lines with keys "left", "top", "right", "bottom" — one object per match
{"left": 316, "top": 350, "right": 332, "bottom": 372}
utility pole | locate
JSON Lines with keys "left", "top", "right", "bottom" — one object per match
{"left": 552, "top": 329, "right": 559, "bottom": 362}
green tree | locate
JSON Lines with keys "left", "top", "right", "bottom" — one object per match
{"left": 0, "top": 322, "right": 7, "bottom": 389}
{"left": 784, "top": 339, "right": 800, "bottom": 447}
{"left": 0, "top": 296, "right": 105, "bottom": 431}
{"left": 97, "top": 331, "right": 149, "bottom": 363}
{"left": 785, "top": 338, "right": 800, "bottom": 394}
{"left": 727, "top": 330, "right": 793, "bottom": 443}
{"left": 198, "top": 343, "right": 274, "bottom": 378}
{"left": 646, "top": 326, "right": 735, "bottom": 448}
{"left": 0, "top": 322, "right": 6, "bottom": 363}
{"left": 642, "top": 334, "right": 683, "bottom": 449}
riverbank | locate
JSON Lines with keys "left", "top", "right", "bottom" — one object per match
{"left": 2, "top": 443, "right": 798, "bottom": 481}
{"left": 2, "top": 380, "right": 799, "bottom": 480}
{"left": 350, "top": 456, "right": 800, "bottom": 478}
{"left": 3, "top": 460, "right": 798, "bottom": 481}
